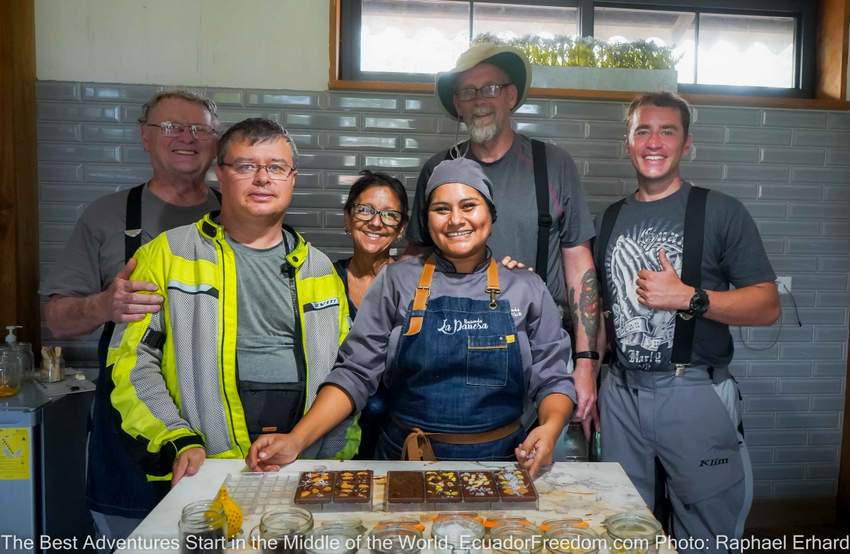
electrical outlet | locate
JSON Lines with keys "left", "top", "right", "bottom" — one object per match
{"left": 776, "top": 275, "right": 792, "bottom": 295}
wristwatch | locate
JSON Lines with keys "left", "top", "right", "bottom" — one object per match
{"left": 687, "top": 288, "right": 710, "bottom": 317}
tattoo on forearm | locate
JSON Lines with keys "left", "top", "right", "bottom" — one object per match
{"left": 578, "top": 269, "right": 599, "bottom": 351}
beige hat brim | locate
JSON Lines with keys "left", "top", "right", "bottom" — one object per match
{"left": 435, "top": 43, "right": 531, "bottom": 121}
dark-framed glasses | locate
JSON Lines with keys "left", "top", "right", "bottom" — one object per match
{"left": 145, "top": 121, "right": 217, "bottom": 141}
{"left": 220, "top": 162, "right": 296, "bottom": 180}
{"left": 352, "top": 203, "right": 403, "bottom": 227}
{"left": 454, "top": 83, "right": 511, "bottom": 102}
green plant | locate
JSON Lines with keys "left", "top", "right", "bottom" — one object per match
{"left": 473, "top": 34, "right": 678, "bottom": 70}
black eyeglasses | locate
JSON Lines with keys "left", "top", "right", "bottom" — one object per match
{"left": 220, "top": 162, "right": 296, "bottom": 180}
{"left": 454, "top": 83, "right": 511, "bottom": 102}
{"left": 144, "top": 121, "right": 217, "bottom": 141}
{"left": 352, "top": 203, "right": 403, "bottom": 227}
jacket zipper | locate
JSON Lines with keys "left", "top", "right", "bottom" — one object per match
{"left": 283, "top": 233, "right": 309, "bottom": 413}
{"left": 214, "top": 237, "right": 244, "bottom": 457}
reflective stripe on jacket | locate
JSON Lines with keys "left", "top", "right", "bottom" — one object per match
{"left": 108, "top": 212, "right": 357, "bottom": 479}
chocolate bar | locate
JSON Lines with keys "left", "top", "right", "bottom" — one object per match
{"left": 459, "top": 471, "right": 498, "bottom": 503}
{"left": 424, "top": 470, "right": 461, "bottom": 504}
{"left": 294, "top": 471, "right": 335, "bottom": 504}
{"left": 333, "top": 470, "right": 373, "bottom": 504}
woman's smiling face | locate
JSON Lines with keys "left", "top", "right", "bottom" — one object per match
{"left": 427, "top": 182, "right": 492, "bottom": 267}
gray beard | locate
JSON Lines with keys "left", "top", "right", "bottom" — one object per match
{"left": 468, "top": 118, "right": 500, "bottom": 144}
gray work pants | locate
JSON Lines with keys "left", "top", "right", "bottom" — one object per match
{"left": 600, "top": 365, "right": 753, "bottom": 554}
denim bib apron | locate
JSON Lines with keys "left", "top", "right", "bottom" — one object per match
{"left": 375, "top": 255, "right": 525, "bottom": 461}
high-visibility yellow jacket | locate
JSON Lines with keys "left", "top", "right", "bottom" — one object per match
{"left": 108, "top": 213, "right": 357, "bottom": 479}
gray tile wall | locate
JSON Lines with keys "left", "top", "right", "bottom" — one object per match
{"left": 36, "top": 81, "right": 849, "bottom": 499}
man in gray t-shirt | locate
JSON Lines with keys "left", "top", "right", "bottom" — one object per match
{"left": 596, "top": 92, "right": 779, "bottom": 551}
{"left": 406, "top": 43, "right": 600, "bottom": 433}
{"left": 40, "top": 90, "right": 220, "bottom": 538}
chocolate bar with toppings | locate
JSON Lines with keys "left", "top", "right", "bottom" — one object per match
{"left": 386, "top": 471, "right": 425, "bottom": 504}
{"left": 424, "top": 470, "right": 461, "bottom": 504}
{"left": 294, "top": 471, "right": 335, "bottom": 504}
{"left": 494, "top": 468, "right": 538, "bottom": 502}
{"left": 459, "top": 471, "right": 498, "bottom": 503}
{"left": 333, "top": 470, "right": 373, "bottom": 504}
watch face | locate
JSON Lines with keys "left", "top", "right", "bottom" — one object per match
{"left": 690, "top": 289, "right": 709, "bottom": 314}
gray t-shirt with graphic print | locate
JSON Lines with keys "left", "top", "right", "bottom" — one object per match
{"left": 597, "top": 182, "right": 775, "bottom": 372}
{"left": 227, "top": 231, "right": 300, "bottom": 384}
{"left": 41, "top": 184, "right": 220, "bottom": 297}
{"left": 407, "top": 134, "right": 595, "bottom": 309}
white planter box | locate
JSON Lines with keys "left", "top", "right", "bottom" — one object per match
{"left": 531, "top": 65, "right": 678, "bottom": 92}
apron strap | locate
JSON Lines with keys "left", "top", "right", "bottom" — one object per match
{"left": 400, "top": 419, "right": 521, "bottom": 461}
{"left": 403, "top": 255, "right": 437, "bottom": 336}
{"left": 485, "top": 257, "right": 501, "bottom": 309}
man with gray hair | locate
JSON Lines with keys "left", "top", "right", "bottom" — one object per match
{"left": 108, "top": 118, "right": 356, "bottom": 497}
{"left": 41, "top": 90, "right": 221, "bottom": 539}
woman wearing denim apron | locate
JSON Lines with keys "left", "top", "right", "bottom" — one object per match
{"left": 248, "top": 158, "right": 576, "bottom": 477}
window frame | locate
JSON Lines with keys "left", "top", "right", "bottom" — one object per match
{"left": 337, "top": 0, "right": 818, "bottom": 98}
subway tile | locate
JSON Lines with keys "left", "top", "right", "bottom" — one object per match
{"left": 747, "top": 361, "right": 811, "bottom": 377}
{"left": 39, "top": 102, "right": 121, "bottom": 122}
{"left": 725, "top": 165, "right": 789, "bottom": 182}
{"left": 748, "top": 324, "right": 812, "bottom": 342}
{"left": 760, "top": 148, "right": 825, "bottom": 165}
{"left": 84, "top": 164, "right": 152, "bottom": 183}
{"left": 330, "top": 95, "right": 399, "bottom": 111}
{"left": 758, "top": 185, "right": 821, "bottom": 201}
{"left": 779, "top": 377, "right": 845, "bottom": 393}
{"left": 122, "top": 105, "right": 143, "bottom": 123}
{"left": 763, "top": 110, "right": 827, "bottom": 129}
{"left": 38, "top": 123, "right": 82, "bottom": 142}
{"left": 39, "top": 162, "right": 83, "bottom": 182}
{"left": 39, "top": 144, "right": 120, "bottom": 163}
{"left": 328, "top": 135, "right": 399, "bottom": 151}
{"left": 810, "top": 396, "right": 846, "bottom": 411}
{"left": 246, "top": 91, "right": 321, "bottom": 107}
{"left": 690, "top": 125, "right": 725, "bottom": 144}
{"left": 766, "top": 255, "right": 818, "bottom": 272}
{"left": 288, "top": 133, "right": 319, "bottom": 149}
{"left": 436, "top": 119, "right": 469, "bottom": 134}
{"left": 782, "top": 292, "right": 815, "bottom": 307}
{"left": 741, "top": 201, "right": 786, "bottom": 218}
{"left": 286, "top": 112, "right": 359, "bottom": 130}
{"left": 122, "top": 146, "right": 149, "bottom": 164}
{"left": 82, "top": 124, "right": 140, "bottom": 143}
{"left": 808, "top": 430, "right": 842, "bottom": 445}
{"left": 747, "top": 430, "right": 805, "bottom": 446}
{"left": 283, "top": 210, "right": 323, "bottom": 228}
{"left": 751, "top": 464, "right": 804, "bottom": 481}
{"left": 292, "top": 172, "right": 321, "bottom": 189}
{"left": 747, "top": 448, "right": 774, "bottom": 464}
{"left": 207, "top": 89, "right": 244, "bottom": 106}
{"left": 775, "top": 413, "right": 840, "bottom": 429}
{"left": 731, "top": 345, "right": 779, "bottom": 360}
{"left": 824, "top": 186, "right": 850, "bottom": 201}
{"left": 582, "top": 179, "right": 625, "bottom": 197}
{"left": 39, "top": 204, "right": 88, "bottom": 224}
{"left": 827, "top": 112, "right": 850, "bottom": 129}
{"left": 760, "top": 238, "right": 785, "bottom": 254}
{"left": 773, "top": 447, "right": 837, "bottom": 463}
{"left": 586, "top": 122, "right": 625, "bottom": 140}
{"left": 299, "top": 229, "right": 353, "bottom": 248}
{"left": 585, "top": 161, "right": 635, "bottom": 178}
{"left": 805, "top": 464, "right": 839, "bottom": 480}
{"left": 757, "top": 221, "right": 820, "bottom": 237}
{"left": 786, "top": 273, "right": 848, "bottom": 291}
{"left": 324, "top": 211, "right": 345, "bottom": 228}
{"left": 694, "top": 106, "right": 761, "bottom": 126}
{"left": 693, "top": 145, "right": 759, "bottom": 163}
{"left": 794, "top": 130, "right": 850, "bottom": 147}
{"left": 816, "top": 292, "right": 850, "bottom": 307}
{"left": 514, "top": 101, "right": 550, "bottom": 117}
{"left": 363, "top": 155, "right": 427, "bottom": 170}
{"left": 822, "top": 221, "right": 850, "bottom": 236}
{"left": 40, "top": 184, "right": 121, "bottom": 204}
{"left": 82, "top": 83, "right": 158, "bottom": 102}
{"left": 773, "top": 481, "right": 837, "bottom": 497}
{"left": 742, "top": 415, "right": 775, "bottom": 430}
{"left": 825, "top": 149, "right": 850, "bottom": 165}
{"left": 36, "top": 81, "right": 80, "bottom": 101}
{"left": 290, "top": 191, "right": 348, "bottom": 210}
{"left": 727, "top": 128, "right": 792, "bottom": 146}
{"left": 791, "top": 167, "right": 850, "bottom": 183}
{"left": 787, "top": 239, "right": 849, "bottom": 255}
{"left": 814, "top": 326, "right": 848, "bottom": 342}
{"left": 745, "top": 396, "right": 809, "bottom": 412}
{"left": 217, "top": 109, "right": 269, "bottom": 125}
{"left": 752, "top": 481, "right": 772, "bottom": 498}
{"left": 701, "top": 182, "right": 757, "bottom": 199}
{"left": 788, "top": 203, "right": 850, "bottom": 220}
{"left": 818, "top": 257, "right": 850, "bottom": 272}
{"left": 326, "top": 172, "right": 370, "bottom": 189}
{"left": 364, "top": 116, "right": 436, "bottom": 132}
{"left": 553, "top": 140, "right": 621, "bottom": 159}
{"left": 735, "top": 378, "right": 778, "bottom": 395}
{"left": 553, "top": 101, "right": 624, "bottom": 121}
{"left": 786, "top": 308, "right": 846, "bottom": 325}
{"left": 516, "top": 120, "right": 584, "bottom": 138}
{"left": 296, "top": 152, "right": 358, "bottom": 170}
{"left": 401, "top": 135, "right": 456, "bottom": 153}
{"left": 403, "top": 95, "right": 443, "bottom": 114}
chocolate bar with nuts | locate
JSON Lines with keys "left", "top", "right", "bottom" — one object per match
{"left": 459, "top": 471, "right": 498, "bottom": 503}
{"left": 424, "top": 470, "right": 461, "bottom": 504}
{"left": 333, "top": 470, "right": 373, "bottom": 504}
{"left": 294, "top": 471, "right": 335, "bottom": 504}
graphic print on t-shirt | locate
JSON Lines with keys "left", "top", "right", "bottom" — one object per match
{"left": 606, "top": 219, "right": 684, "bottom": 370}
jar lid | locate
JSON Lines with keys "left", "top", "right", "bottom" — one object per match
{"left": 490, "top": 525, "right": 543, "bottom": 554}
{"left": 602, "top": 513, "right": 662, "bottom": 540}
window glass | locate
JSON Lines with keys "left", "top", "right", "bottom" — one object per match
{"left": 594, "top": 7, "right": 696, "bottom": 84}
{"left": 698, "top": 13, "right": 795, "bottom": 88}
{"left": 473, "top": 3, "right": 578, "bottom": 41}
{"left": 361, "top": 0, "right": 469, "bottom": 73}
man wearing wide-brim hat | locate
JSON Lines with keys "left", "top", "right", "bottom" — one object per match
{"left": 405, "top": 42, "right": 601, "bottom": 438}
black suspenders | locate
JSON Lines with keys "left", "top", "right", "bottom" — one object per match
{"left": 595, "top": 186, "right": 709, "bottom": 369}
{"left": 445, "top": 140, "right": 550, "bottom": 283}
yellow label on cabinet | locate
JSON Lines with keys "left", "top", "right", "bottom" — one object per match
{"left": 0, "top": 428, "right": 30, "bottom": 480}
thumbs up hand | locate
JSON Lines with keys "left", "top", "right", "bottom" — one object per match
{"left": 635, "top": 248, "right": 694, "bottom": 311}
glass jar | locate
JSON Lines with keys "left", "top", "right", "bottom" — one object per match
{"left": 179, "top": 500, "right": 227, "bottom": 554}
{"left": 305, "top": 521, "right": 362, "bottom": 554}
{"left": 544, "top": 526, "right": 601, "bottom": 554}
{"left": 603, "top": 513, "right": 662, "bottom": 554}
{"left": 369, "top": 523, "right": 423, "bottom": 554}
{"left": 13, "top": 343, "right": 34, "bottom": 382}
{"left": 490, "top": 525, "right": 544, "bottom": 554}
{"left": 251, "top": 507, "right": 315, "bottom": 554}
{"left": 432, "top": 514, "right": 485, "bottom": 554}
{"left": 0, "top": 347, "right": 22, "bottom": 398}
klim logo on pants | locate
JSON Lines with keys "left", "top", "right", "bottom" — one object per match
{"left": 699, "top": 457, "right": 729, "bottom": 467}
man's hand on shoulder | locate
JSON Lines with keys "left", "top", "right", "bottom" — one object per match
{"left": 172, "top": 446, "right": 206, "bottom": 488}
{"left": 99, "top": 257, "right": 164, "bottom": 323}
